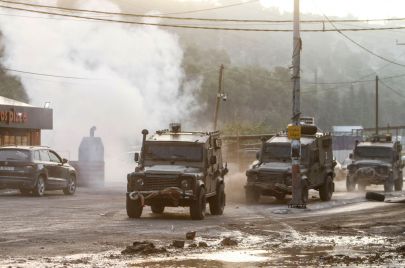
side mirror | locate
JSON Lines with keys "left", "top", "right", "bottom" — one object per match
{"left": 222, "top": 163, "right": 229, "bottom": 176}
{"left": 210, "top": 155, "right": 217, "bottom": 165}
{"left": 256, "top": 151, "right": 261, "bottom": 160}
{"left": 349, "top": 153, "right": 353, "bottom": 159}
{"left": 134, "top": 152, "right": 140, "bottom": 163}
{"left": 62, "top": 158, "right": 68, "bottom": 164}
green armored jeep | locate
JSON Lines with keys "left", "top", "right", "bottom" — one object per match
{"left": 126, "top": 124, "right": 228, "bottom": 220}
{"left": 346, "top": 134, "right": 403, "bottom": 192}
{"left": 245, "top": 123, "right": 336, "bottom": 203}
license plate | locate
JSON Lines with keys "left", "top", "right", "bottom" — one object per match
{"left": 0, "top": 166, "right": 14, "bottom": 171}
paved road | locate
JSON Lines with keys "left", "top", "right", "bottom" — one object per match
{"left": 0, "top": 181, "right": 404, "bottom": 267}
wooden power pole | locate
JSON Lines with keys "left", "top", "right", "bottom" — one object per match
{"left": 213, "top": 64, "right": 225, "bottom": 131}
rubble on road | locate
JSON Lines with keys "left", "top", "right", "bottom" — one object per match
{"left": 172, "top": 240, "right": 185, "bottom": 248}
{"left": 221, "top": 237, "right": 238, "bottom": 246}
{"left": 121, "top": 241, "right": 167, "bottom": 255}
{"left": 186, "top": 231, "right": 196, "bottom": 240}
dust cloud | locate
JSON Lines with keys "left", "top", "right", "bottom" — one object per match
{"left": 0, "top": 0, "right": 199, "bottom": 180}
{"left": 224, "top": 164, "right": 247, "bottom": 203}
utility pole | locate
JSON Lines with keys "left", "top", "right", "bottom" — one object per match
{"left": 213, "top": 64, "right": 225, "bottom": 131}
{"left": 375, "top": 75, "right": 379, "bottom": 135}
{"left": 289, "top": 0, "right": 305, "bottom": 208}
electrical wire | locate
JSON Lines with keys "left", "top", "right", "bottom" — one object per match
{"left": 0, "top": 1, "right": 405, "bottom": 32}
{"left": 323, "top": 13, "right": 405, "bottom": 68}
{"left": 4, "top": 0, "right": 405, "bottom": 24}
{"left": 379, "top": 79, "right": 405, "bottom": 99}
{"left": 3, "top": 67, "right": 98, "bottom": 80}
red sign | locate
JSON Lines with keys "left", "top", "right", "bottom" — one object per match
{"left": 0, "top": 110, "right": 28, "bottom": 124}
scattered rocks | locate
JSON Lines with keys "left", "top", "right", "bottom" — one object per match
{"left": 395, "top": 245, "right": 405, "bottom": 254}
{"left": 172, "top": 240, "right": 185, "bottom": 248}
{"left": 198, "top": 241, "right": 208, "bottom": 248}
{"left": 121, "top": 241, "right": 167, "bottom": 255}
{"left": 189, "top": 243, "right": 197, "bottom": 248}
{"left": 186, "top": 231, "right": 196, "bottom": 240}
{"left": 221, "top": 237, "right": 238, "bottom": 247}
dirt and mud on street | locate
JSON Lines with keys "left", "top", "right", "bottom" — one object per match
{"left": 1, "top": 175, "right": 405, "bottom": 267}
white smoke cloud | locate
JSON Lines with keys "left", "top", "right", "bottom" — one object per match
{"left": 0, "top": 0, "right": 197, "bottom": 179}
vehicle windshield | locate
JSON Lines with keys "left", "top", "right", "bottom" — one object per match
{"left": 354, "top": 147, "right": 393, "bottom": 160}
{"left": 144, "top": 143, "right": 203, "bottom": 162}
{"left": 0, "top": 149, "right": 31, "bottom": 161}
{"left": 261, "top": 143, "right": 308, "bottom": 162}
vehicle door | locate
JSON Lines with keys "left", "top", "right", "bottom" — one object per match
{"left": 48, "top": 150, "right": 69, "bottom": 187}
{"left": 39, "top": 149, "right": 57, "bottom": 187}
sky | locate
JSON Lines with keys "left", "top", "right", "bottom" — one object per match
{"left": 259, "top": 0, "right": 405, "bottom": 19}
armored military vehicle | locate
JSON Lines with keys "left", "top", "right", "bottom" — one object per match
{"left": 126, "top": 124, "right": 228, "bottom": 220}
{"left": 346, "top": 134, "right": 403, "bottom": 192}
{"left": 245, "top": 121, "right": 335, "bottom": 203}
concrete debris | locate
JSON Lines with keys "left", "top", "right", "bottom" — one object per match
{"left": 198, "top": 241, "right": 208, "bottom": 248}
{"left": 172, "top": 240, "right": 185, "bottom": 248}
{"left": 121, "top": 241, "right": 167, "bottom": 255}
{"left": 186, "top": 231, "right": 196, "bottom": 240}
{"left": 221, "top": 237, "right": 238, "bottom": 247}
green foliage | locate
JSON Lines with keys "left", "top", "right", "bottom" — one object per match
{"left": 0, "top": 69, "right": 29, "bottom": 103}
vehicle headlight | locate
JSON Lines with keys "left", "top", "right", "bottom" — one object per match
{"left": 181, "top": 179, "right": 189, "bottom": 190}
{"left": 136, "top": 178, "right": 144, "bottom": 187}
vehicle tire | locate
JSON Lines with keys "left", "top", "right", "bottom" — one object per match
{"left": 32, "top": 176, "right": 46, "bottom": 197}
{"left": 365, "top": 192, "right": 385, "bottom": 202}
{"left": 245, "top": 188, "right": 260, "bottom": 204}
{"left": 346, "top": 177, "right": 356, "bottom": 192}
{"left": 301, "top": 186, "right": 309, "bottom": 204}
{"left": 151, "top": 204, "right": 165, "bottom": 214}
{"left": 190, "top": 187, "right": 206, "bottom": 220}
{"left": 209, "top": 183, "right": 225, "bottom": 215}
{"left": 126, "top": 195, "right": 143, "bottom": 218}
{"left": 63, "top": 175, "right": 77, "bottom": 195}
{"left": 319, "top": 175, "right": 333, "bottom": 201}
{"left": 384, "top": 180, "right": 394, "bottom": 192}
{"left": 19, "top": 188, "right": 31, "bottom": 195}
{"left": 394, "top": 175, "right": 403, "bottom": 191}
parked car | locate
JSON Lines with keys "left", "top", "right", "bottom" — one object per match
{"left": 0, "top": 146, "right": 77, "bottom": 196}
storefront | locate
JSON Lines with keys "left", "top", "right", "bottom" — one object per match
{"left": 0, "top": 96, "right": 53, "bottom": 146}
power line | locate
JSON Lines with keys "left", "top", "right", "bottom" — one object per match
{"left": 157, "top": 0, "right": 259, "bottom": 16}
{"left": 3, "top": 67, "right": 98, "bottom": 80}
{"left": 379, "top": 79, "right": 405, "bottom": 99}
{"left": 4, "top": 0, "right": 405, "bottom": 25}
{"left": 323, "top": 13, "right": 405, "bottom": 68}
{"left": 1, "top": 1, "right": 405, "bottom": 32}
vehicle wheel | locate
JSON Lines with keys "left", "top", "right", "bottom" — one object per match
{"left": 301, "top": 186, "right": 309, "bottom": 204}
{"left": 346, "top": 177, "right": 356, "bottom": 192}
{"left": 384, "top": 180, "right": 394, "bottom": 192}
{"left": 63, "top": 175, "right": 77, "bottom": 195}
{"left": 245, "top": 188, "right": 260, "bottom": 204}
{"left": 209, "top": 184, "right": 225, "bottom": 215}
{"left": 357, "top": 183, "right": 366, "bottom": 191}
{"left": 19, "top": 188, "right": 31, "bottom": 195}
{"left": 190, "top": 187, "right": 206, "bottom": 220}
{"left": 32, "top": 176, "right": 46, "bottom": 197}
{"left": 394, "top": 175, "right": 403, "bottom": 191}
{"left": 151, "top": 204, "right": 165, "bottom": 214}
{"left": 319, "top": 175, "right": 333, "bottom": 201}
{"left": 126, "top": 195, "right": 143, "bottom": 218}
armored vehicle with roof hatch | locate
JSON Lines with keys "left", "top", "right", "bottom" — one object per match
{"left": 346, "top": 134, "right": 403, "bottom": 192}
{"left": 245, "top": 120, "right": 336, "bottom": 203}
{"left": 126, "top": 123, "right": 228, "bottom": 220}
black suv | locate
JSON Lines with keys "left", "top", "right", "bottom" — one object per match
{"left": 0, "top": 146, "right": 77, "bottom": 196}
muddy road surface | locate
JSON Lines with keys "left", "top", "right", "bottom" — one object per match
{"left": 0, "top": 180, "right": 404, "bottom": 267}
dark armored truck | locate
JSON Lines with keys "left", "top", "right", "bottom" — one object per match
{"left": 126, "top": 124, "right": 228, "bottom": 220}
{"left": 346, "top": 134, "right": 403, "bottom": 192}
{"left": 245, "top": 124, "right": 335, "bottom": 203}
